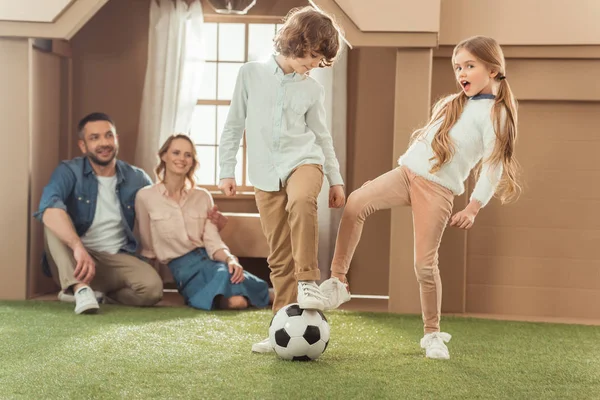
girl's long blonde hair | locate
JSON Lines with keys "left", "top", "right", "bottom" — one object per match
{"left": 410, "top": 36, "right": 521, "bottom": 203}
{"left": 155, "top": 134, "right": 198, "bottom": 188}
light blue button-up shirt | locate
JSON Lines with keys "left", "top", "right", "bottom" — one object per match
{"left": 219, "top": 55, "right": 343, "bottom": 192}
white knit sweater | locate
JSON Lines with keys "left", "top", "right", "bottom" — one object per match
{"left": 398, "top": 96, "right": 504, "bottom": 207}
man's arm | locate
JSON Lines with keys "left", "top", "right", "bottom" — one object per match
{"left": 36, "top": 163, "right": 95, "bottom": 284}
{"left": 42, "top": 208, "right": 83, "bottom": 250}
{"left": 43, "top": 208, "right": 96, "bottom": 284}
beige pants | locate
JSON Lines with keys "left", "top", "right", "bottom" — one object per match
{"left": 255, "top": 164, "right": 324, "bottom": 313}
{"left": 45, "top": 227, "right": 163, "bottom": 306}
{"left": 331, "top": 166, "right": 454, "bottom": 333}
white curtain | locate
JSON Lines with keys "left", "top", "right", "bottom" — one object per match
{"left": 311, "top": 44, "right": 348, "bottom": 282}
{"left": 135, "top": 0, "right": 205, "bottom": 177}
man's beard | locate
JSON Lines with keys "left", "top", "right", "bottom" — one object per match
{"left": 86, "top": 146, "right": 118, "bottom": 167}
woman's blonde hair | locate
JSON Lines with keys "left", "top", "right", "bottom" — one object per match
{"left": 155, "top": 134, "right": 198, "bottom": 188}
{"left": 274, "top": 6, "right": 343, "bottom": 67}
{"left": 410, "top": 35, "right": 521, "bottom": 203}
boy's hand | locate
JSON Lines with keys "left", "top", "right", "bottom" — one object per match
{"left": 329, "top": 185, "right": 345, "bottom": 208}
{"left": 218, "top": 178, "right": 237, "bottom": 196}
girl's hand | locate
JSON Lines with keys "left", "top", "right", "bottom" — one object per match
{"left": 449, "top": 208, "right": 477, "bottom": 230}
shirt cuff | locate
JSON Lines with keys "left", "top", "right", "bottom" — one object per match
{"left": 218, "top": 165, "right": 236, "bottom": 181}
{"left": 326, "top": 171, "right": 344, "bottom": 187}
{"left": 33, "top": 199, "right": 68, "bottom": 221}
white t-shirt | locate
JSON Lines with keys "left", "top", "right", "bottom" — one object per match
{"left": 81, "top": 175, "right": 128, "bottom": 254}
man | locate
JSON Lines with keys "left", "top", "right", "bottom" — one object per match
{"left": 35, "top": 112, "right": 164, "bottom": 314}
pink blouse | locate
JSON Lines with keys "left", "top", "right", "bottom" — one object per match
{"left": 135, "top": 184, "right": 228, "bottom": 264}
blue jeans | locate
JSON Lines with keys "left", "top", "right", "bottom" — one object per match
{"left": 168, "top": 248, "right": 269, "bottom": 310}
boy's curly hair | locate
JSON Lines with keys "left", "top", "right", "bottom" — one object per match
{"left": 274, "top": 6, "right": 343, "bottom": 67}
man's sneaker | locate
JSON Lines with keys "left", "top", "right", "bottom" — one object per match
{"left": 251, "top": 337, "right": 274, "bottom": 353}
{"left": 297, "top": 281, "right": 326, "bottom": 311}
{"left": 420, "top": 332, "right": 452, "bottom": 360}
{"left": 58, "top": 289, "right": 104, "bottom": 304}
{"left": 320, "top": 277, "right": 351, "bottom": 310}
{"left": 74, "top": 286, "right": 100, "bottom": 315}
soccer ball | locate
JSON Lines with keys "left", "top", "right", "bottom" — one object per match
{"left": 268, "top": 303, "right": 330, "bottom": 361}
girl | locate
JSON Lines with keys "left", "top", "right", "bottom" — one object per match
{"left": 135, "top": 134, "right": 272, "bottom": 310}
{"left": 321, "top": 36, "right": 520, "bottom": 359}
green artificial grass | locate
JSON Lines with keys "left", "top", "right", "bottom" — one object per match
{"left": 1, "top": 301, "right": 599, "bottom": 399}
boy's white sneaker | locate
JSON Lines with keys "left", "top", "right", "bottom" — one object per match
{"left": 73, "top": 286, "right": 100, "bottom": 315}
{"left": 251, "top": 337, "right": 274, "bottom": 353}
{"left": 297, "top": 281, "right": 326, "bottom": 311}
{"left": 320, "top": 277, "right": 351, "bottom": 310}
{"left": 420, "top": 332, "right": 452, "bottom": 360}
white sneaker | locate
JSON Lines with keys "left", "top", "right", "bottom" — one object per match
{"left": 74, "top": 286, "right": 100, "bottom": 315}
{"left": 320, "top": 277, "right": 351, "bottom": 310}
{"left": 297, "top": 281, "right": 326, "bottom": 311}
{"left": 251, "top": 337, "right": 274, "bottom": 353}
{"left": 420, "top": 332, "right": 452, "bottom": 360}
{"left": 58, "top": 289, "right": 104, "bottom": 303}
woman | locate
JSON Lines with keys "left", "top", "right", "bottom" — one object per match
{"left": 135, "top": 134, "right": 271, "bottom": 310}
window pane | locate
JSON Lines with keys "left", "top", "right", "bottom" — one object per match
{"left": 190, "top": 106, "right": 216, "bottom": 145}
{"left": 195, "top": 146, "right": 217, "bottom": 185}
{"left": 216, "top": 105, "right": 230, "bottom": 144}
{"left": 218, "top": 63, "right": 243, "bottom": 100}
{"left": 204, "top": 23, "right": 217, "bottom": 61}
{"left": 248, "top": 24, "right": 275, "bottom": 62}
{"left": 198, "top": 62, "right": 217, "bottom": 100}
{"left": 217, "top": 147, "right": 243, "bottom": 185}
{"left": 218, "top": 23, "right": 245, "bottom": 62}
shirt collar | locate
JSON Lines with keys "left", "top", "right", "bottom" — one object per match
{"left": 470, "top": 93, "right": 496, "bottom": 100}
{"left": 157, "top": 182, "right": 190, "bottom": 198}
{"left": 268, "top": 54, "right": 305, "bottom": 82}
{"left": 83, "top": 157, "right": 123, "bottom": 183}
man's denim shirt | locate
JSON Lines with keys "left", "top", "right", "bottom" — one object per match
{"left": 34, "top": 157, "right": 152, "bottom": 254}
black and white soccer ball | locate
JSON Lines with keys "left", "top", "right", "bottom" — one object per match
{"left": 268, "top": 303, "right": 330, "bottom": 361}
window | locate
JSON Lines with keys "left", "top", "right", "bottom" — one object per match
{"left": 190, "top": 22, "right": 283, "bottom": 191}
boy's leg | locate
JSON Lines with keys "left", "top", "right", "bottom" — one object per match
{"left": 285, "top": 164, "right": 328, "bottom": 310}
{"left": 255, "top": 188, "right": 296, "bottom": 314}
{"left": 284, "top": 164, "right": 324, "bottom": 281}
{"left": 89, "top": 251, "right": 163, "bottom": 307}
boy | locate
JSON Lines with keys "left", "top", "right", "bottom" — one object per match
{"left": 218, "top": 6, "right": 351, "bottom": 353}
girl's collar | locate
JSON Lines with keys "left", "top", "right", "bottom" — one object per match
{"left": 470, "top": 93, "right": 496, "bottom": 100}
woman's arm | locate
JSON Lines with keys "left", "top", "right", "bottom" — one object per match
{"left": 201, "top": 192, "right": 245, "bottom": 283}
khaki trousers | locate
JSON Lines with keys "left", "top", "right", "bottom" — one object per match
{"left": 331, "top": 166, "right": 454, "bottom": 333}
{"left": 255, "top": 164, "right": 324, "bottom": 313}
{"left": 45, "top": 227, "right": 163, "bottom": 306}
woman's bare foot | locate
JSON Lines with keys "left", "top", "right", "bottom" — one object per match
{"left": 218, "top": 295, "right": 249, "bottom": 309}
{"left": 268, "top": 288, "right": 275, "bottom": 305}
